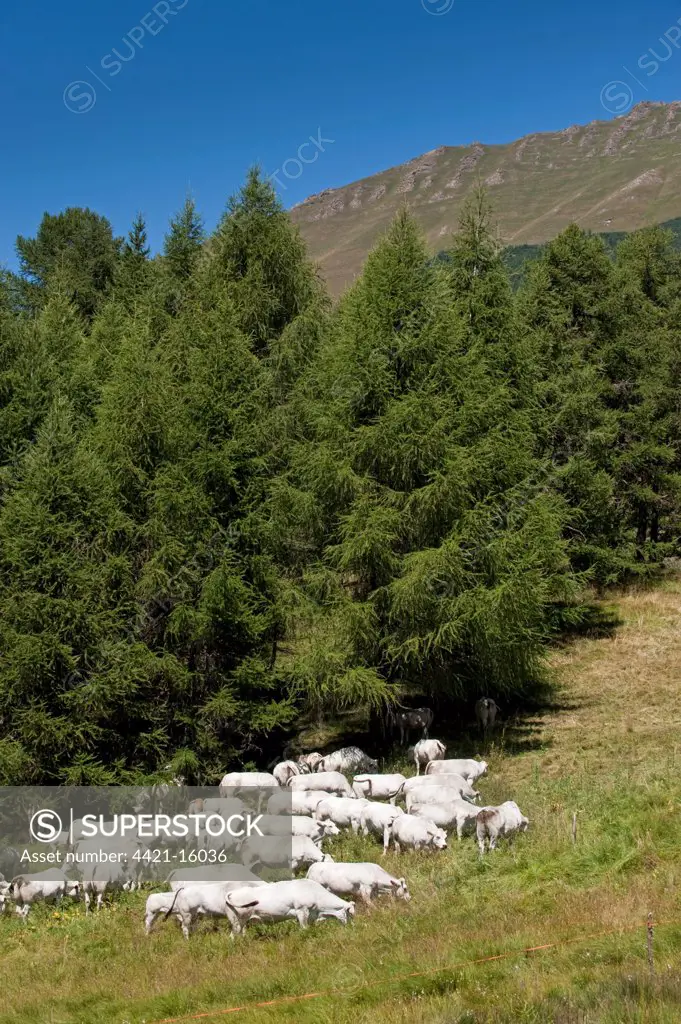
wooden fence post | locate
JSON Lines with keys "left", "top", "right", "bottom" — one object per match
{"left": 647, "top": 912, "right": 654, "bottom": 980}
{"left": 571, "top": 812, "right": 577, "bottom": 844}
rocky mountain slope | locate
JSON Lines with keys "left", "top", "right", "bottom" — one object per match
{"left": 292, "top": 101, "right": 681, "bottom": 295}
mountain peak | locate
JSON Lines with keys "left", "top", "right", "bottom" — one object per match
{"left": 292, "top": 101, "right": 681, "bottom": 295}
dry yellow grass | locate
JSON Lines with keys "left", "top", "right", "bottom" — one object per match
{"left": 3, "top": 579, "right": 681, "bottom": 1023}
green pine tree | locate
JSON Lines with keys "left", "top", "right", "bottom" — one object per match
{"left": 15, "top": 208, "right": 122, "bottom": 319}
{"left": 209, "top": 168, "right": 322, "bottom": 355}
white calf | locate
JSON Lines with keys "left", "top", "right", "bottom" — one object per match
{"left": 406, "top": 783, "right": 481, "bottom": 813}
{"left": 194, "top": 797, "right": 246, "bottom": 817}
{"left": 144, "top": 890, "right": 184, "bottom": 933}
{"left": 171, "top": 883, "right": 247, "bottom": 939}
{"left": 80, "top": 860, "right": 135, "bottom": 912}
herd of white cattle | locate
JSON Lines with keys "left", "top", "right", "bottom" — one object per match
{"left": 0, "top": 739, "right": 529, "bottom": 939}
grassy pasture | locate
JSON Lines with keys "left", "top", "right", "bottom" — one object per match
{"left": 3, "top": 580, "right": 681, "bottom": 1023}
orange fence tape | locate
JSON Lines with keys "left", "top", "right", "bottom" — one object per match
{"left": 148, "top": 916, "right": 678, "bottom": 1022}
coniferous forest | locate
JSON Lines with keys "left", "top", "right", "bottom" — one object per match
{"left": 1, "top": 171, "right": 680, "bottom": 786}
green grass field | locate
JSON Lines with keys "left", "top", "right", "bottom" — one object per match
{"left": 3, "top": 579, "right": 681, "bottom": 1023}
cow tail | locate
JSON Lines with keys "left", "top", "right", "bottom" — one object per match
{"left": 476, "top": 809, "right": 495, "bottom": 838}
{"left": 164, "top": 887, "right": 183, "bottom": 920}
{"left": 226, "top": 896, "right": 258, "bottom": 911}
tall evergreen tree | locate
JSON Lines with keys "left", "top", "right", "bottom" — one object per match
{"left": 270, "top": 211, "right": 576, "bottom": 718}
{"left": 210, "top": 168, "right": 321, "bottom": 354}
{"left": 115, "top": 213, "right": 152, "bottom": 306}
{"left": 0, "top": 294, "right": 83, "bottom": 466}
{"left": 0, "top": 396, "right": 133, "bottom": 783}
{"left": 519, "top": 225, "right": 626, "bottom": 581}
{"left": 164, "top": 196, "right": 204, "bottom": 282}
{"left": 608, "top": 228, "right": 681, "bottom": 558}
{"left": 15, "top": 208, "right": 122, "bottom": 319}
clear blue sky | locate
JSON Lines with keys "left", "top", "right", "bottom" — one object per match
{"left": 3, "top": 0, "right": 681, "bottom": 267}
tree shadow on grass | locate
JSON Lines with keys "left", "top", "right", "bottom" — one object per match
{"left": 283, "top": 601, "right": 624, "bottom": 763}
{"left": 551, "top": 600, "right": 623, "bottom": 646}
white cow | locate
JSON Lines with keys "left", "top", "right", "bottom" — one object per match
{"left": 267, "top": 790, "right": 327, "bottom": 816}
{"left": 352, "top": 773, "right": 406, "bottom": 803}
{"left": 144, "top": 890, "right": 185, "bottom": 933}
{"left": 425, "top": 758, "right": 488, "bottom": 782}
{"left": 193, "top": 797, "right": 246, "bottom": 818}
{"left": 219, "top": 771, "right": 279, "bottom": 794}
{"left": 12, "top": 870, "right": 80, "bottom": 918}
{"left": 79, "top": 860, "right": 136, "bottom": 912}
{"left": 413, "top": 739, "right": 446, "bottom": 775}
{"left": 307, "top": 862, "right": 410, "bottom": 904}
{"left": 224, "top": 879, "right": 354, "bottom": 934}
{"left": 240, "top": 834, "right": 333, "bottom": 873}
{"left": 406, "top": 784, "right": 481, "bottom": 813}
{"left": 297, "top": 752, "right": 324, "bottom": 772}
{"left": 273, "top": 760, "right": 306, "bottom": 787}
{"left": 476, "top": 801, "right": 529, "bottom": 854}
{"left": 387, "top": 815, "right": 448, "bottom": 853}
{"left": 255, "top": 814, "right": 339, "bottom": 845}
{"left": 359, "top": 802, "right": 405, "bottom": 853}
{"left": 410, "top": 798, "right": 482, "bottom": 839}
{"left": 72, "top": 836, "right": 144, "bottom": 887}
{"left": 145, "top": 881, "right": 265, "bottom": 936}
{"left": 169, "top": 883, "right": 248, "bottom": 939}
{"left": 316, "top": 747, "right": 378, "bottom": 775}
{"left": 314, "top": 796, "right": 368, "bottom": 833}
{"left": 399, "top": 773, "right": 479, "bottom": 803}
{"left": 166, "top": 864, "right": 261, "bottom": 890}
{"left": 288, "top": 771, "right": 355, "bottom": 798}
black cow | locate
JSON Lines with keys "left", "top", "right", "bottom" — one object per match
{"left": 475, "top": 697, "right": 500, "bottom": 735}
{"left": 389, "top": 707, "right": 434, "bottom": 745}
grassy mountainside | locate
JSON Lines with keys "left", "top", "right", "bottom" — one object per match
{"left": 4, "top": 578, "right": 681, "bottom": 1023}
{"left": 292, "top": 101, "right": 681, "bottom": 294}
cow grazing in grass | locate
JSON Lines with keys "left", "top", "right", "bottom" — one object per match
{"left": 476, "top": 801, "right": 528, "bottom": 855}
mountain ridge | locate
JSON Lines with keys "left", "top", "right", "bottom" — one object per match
{"left": 291, "top": 100, "right": 681, "bottom": 295}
